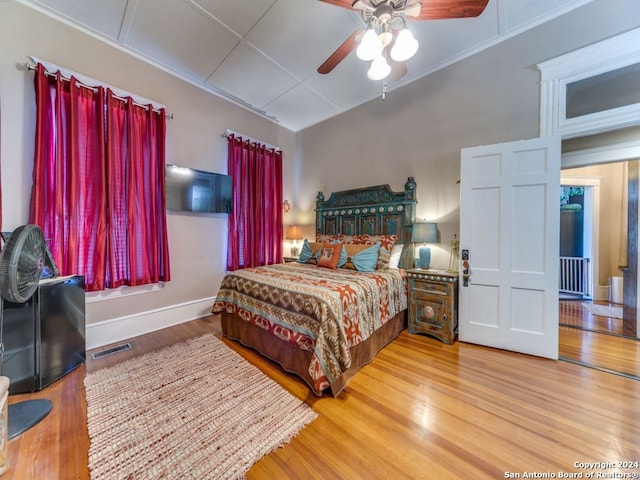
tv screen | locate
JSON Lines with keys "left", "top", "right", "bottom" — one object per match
{"left": 165, "top": 164, "right": 232, "bottom": 214}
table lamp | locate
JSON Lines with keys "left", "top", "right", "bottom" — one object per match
{"left": 411, "top": 222, "right": 438, "bottom": 269}
{"left": 286, "top": 225, "right": 303, "bottom": 257}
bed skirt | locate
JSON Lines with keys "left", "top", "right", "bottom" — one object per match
{"left": 221, "top": 310, "right": 407, "bottom": 397}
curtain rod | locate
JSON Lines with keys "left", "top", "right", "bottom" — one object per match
{"left": 222, "top": 129, "right": 281, "bottom": 152}
{"left": 25, "top": 58, "right": 173, "bottom": 120}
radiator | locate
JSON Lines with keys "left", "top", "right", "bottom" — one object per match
{"left": 559, "top": 256, "right": 590, "bottom": 296}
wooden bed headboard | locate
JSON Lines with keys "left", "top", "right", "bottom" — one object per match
{"left": 315, "top": 177, "right": 417, "bottom": 266}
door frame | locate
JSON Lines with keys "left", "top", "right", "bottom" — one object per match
{"left": 539, "top": 28, "right": 640, "bottom": 338}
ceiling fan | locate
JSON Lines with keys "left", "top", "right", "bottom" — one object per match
{"left": 317, "top": 0, "right": 490, "bottom": 81}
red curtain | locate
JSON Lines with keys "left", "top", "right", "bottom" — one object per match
{"left": 29, "top": 64, "right": 170, "bottom": 291}
{"left": 227, "top": 134, "right": 283, "bottom": 270}
{"left": 106, "top": 90, "right": 170, "bottom": 287}
{"left": 30, "top": 64, "right": 108, "bottom": 290}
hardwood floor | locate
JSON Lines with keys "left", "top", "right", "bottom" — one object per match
{"left": 559, "top": 299, "right": 633, "bottom": 336}
{"left": 4, "top": 314, "right": 640, "bottom": 479}
{"left": 559, "top": 299, "right": 640, "bottom": 379}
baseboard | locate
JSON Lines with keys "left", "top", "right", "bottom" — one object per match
{"left": 85, "top": 296, "right": 215, "bottom": 350}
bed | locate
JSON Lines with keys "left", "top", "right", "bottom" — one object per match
{"left": 212, "top": 177, "right": 417, "bottom": 396}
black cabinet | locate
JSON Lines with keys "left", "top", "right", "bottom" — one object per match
{"left": 2, "top": 275, "right": 85, "bottom": 394}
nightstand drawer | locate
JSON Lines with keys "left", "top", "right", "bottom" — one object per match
{"left": 410, "top": 279, "right": 450, "bottom": 295}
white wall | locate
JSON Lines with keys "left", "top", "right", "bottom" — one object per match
{"left": 0, "top": 2, "right": 296, "bottom": 347}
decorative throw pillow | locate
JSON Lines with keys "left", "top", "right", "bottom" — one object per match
{"left": 330, "top": 240, "right": 349, "bottom": 267}
{"left": 340, "top": 244, "right": 373, "bottom": 270}
{"left": 317, "top": 243, "right": 344, "bottom": 269}
{"left": 297, "top": 239, "right": 322, "bottom": 264}
{"left": 315, "top": 234, "right": 397, "bottom": 269}
{"left": 339, "top": 234, "right": 397, "bottom": 269}
{"left": 344, "top": 243, "right": 373, "bottom": 256}
{"left": 342, "top": 243, "right": 380, "bottom": 272}
{"left": 374, "top": 235, "right": 397, "bottom": 266}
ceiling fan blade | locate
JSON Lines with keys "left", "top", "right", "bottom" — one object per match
{"left": 317, "top": 0, "right": 358, "bottom": 10}
{"left": 318, "top": 0, "right": 377, "bottom": 12}
{"left": 317, "top": 29, "right": 363, "bottom": 74}
{"left": 411, "top": 0, "right": 489, "bottom": 20}
{"left": 403, "top": 2, "right": 422, "bottom": 17}
{"left": 352, "top": 0, "right": 375, "bottom": 12}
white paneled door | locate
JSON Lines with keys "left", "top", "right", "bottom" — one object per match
{"left": 459, "top": 137, "right": 561, "bottom": 359}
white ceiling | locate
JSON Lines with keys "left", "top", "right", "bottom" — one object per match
{"left": 21, "top": 0, "right": 595, "bottom": 132}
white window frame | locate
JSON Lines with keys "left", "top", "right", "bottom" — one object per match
{"left": 538, "top": 27, "right": 640, "bottom": 139}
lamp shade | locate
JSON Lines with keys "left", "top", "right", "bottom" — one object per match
{"left": 286, "top": 225, "right": 303, "bottom": 240}
{"left": 411, "top": 222, "right": 438, "bottom": 244}
{"left": 367, "top": 55, "right": 391, "bottom": 81}
{"left": 390, "top": 28, "right": 419, "bottom": 62}
{"left": 356, "top": 28, "right": 383, "bottom": 61}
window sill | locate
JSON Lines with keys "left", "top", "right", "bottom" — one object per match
{"left": 85, "top": 282, "right": 165, "bottom": 303}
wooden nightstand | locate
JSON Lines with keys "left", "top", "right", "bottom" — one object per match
{"left": 406, "top": 269, "right": 459, "bottom": 344}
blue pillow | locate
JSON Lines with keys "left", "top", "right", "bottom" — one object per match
{"left": 297, "top": 239, "right": 316, "bottom": 263}
{"left": 350, "top": 243, "right": 381, "bottom": 272}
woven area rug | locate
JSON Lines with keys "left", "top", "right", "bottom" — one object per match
{"left": 581, "top": 302, "right": 623, "bottom": 319}
{"left": 84, "top": 334, "right": 317, "bottom": 480}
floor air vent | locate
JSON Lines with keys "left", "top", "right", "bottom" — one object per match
{"left": 91, "top": 343, "right": 132, "bottom": 360}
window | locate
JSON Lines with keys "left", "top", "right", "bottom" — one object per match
{"left": 29, "top": 63, "right": 170, "bottom": 291}
{"left": 538, "top": 28, "right": 640, "bottom": 139}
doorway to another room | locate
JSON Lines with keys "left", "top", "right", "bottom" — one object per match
{"left": 535, "top": 27, "right": 640, "bottom": 379}
{"left": 559, "top": 160, "right": 640, "bottom": 380}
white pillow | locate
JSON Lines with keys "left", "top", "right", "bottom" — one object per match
{"left": 388, "top": 244, "right": 403, "bottom": 269}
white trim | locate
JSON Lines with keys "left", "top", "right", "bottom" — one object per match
{"left": 85, "top": 296, "right": 215, "bottom": 350}
{"left": 562, "top": 139, "right": 640, "bottom": 169}
{"left": 85, "top": 282, "right": 165, "bottom": 303}
{"left": 538, "top": 28, "right": 640, "bottom": 138}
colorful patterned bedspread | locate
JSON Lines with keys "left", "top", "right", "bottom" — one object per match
{"left": 212, "top": 263, "right": 407, "bottom": 394}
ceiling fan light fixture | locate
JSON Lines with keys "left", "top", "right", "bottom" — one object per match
{"left": 390, "top": 28, "right": 419, "bottom": 62}
{"left": 367, "top": 55, "right": 391, "bottom": 81}
{"left": 378, "top": 30, "right": 393, "bottom": 48}
{"left": 356, "top": 28, "right": 383, "bottom": 61}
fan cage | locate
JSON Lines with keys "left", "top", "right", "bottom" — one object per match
{"left": 0, "top": 225, "right": 46, "bottom": 304}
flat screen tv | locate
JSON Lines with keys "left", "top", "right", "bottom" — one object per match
{"left": 165, "top": 164, "right": 232, "bottom": 214}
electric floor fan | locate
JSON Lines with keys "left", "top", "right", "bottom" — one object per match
{"left": 0, "top": 224, "right": 52, "bottom": 439}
